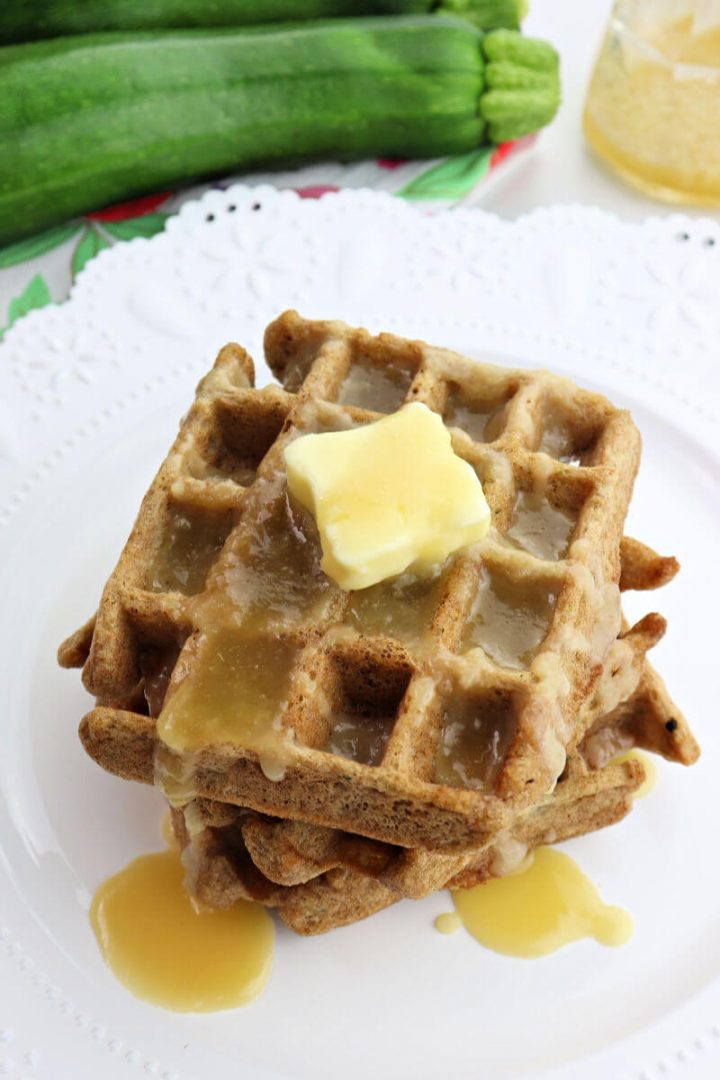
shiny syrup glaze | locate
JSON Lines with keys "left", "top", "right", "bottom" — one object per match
{"left": 325, "top": 710, "right": 395, "bottom": 766}
{"left": 449, "top": 847, "right": 633, "bottom": 957}
{"left": 148, "top": 508, "right": 233, "bottom": 595}
{"left": 90, "top": 847, "right": 274, "bottom": 1011}
{"left": 461, "top": 567, "right": 556, "bottom": 669}
{"left": 222, "top": 490, "right": 330, "bottom": 629}
{"left": 347, "top": 564, "right": 445, "bottom": 644}
{"left": 444, "top": 388, "right": 508, "bottom": 443}
{"left": 506, "top": 491, "right": 576, "bottom": 561}
{"left": 337, "top": 359, "right": 413, "bottom": 413}
{"left": 435, "top": 693, "right": 517, "bottom": 791}
{"left": 158, "top": 626, "right": 298, "bottom": 755}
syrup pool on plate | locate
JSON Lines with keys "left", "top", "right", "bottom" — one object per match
{"left": 441, "top": 847, "right": 633, "bottom": 958}
{"left": 90, "top": 847, "right": 274, "bottom": 1011}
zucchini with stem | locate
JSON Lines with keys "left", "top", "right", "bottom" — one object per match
{"left": 0, "top": 17, "right": 559, "bottom": 245}
{"left": 0, "top": 0, "right": 528, "bottom": 44}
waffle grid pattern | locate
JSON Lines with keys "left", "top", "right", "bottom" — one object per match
{"left": 70, "top": 313, "right": 651, "bottom": 848}
{"left": 60, "top": 312, "right": 700, "bottom": 932}
{"left": 172, "top": 609, "right": 699, "bottom": 935}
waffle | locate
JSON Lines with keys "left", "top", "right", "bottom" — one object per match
{"left": 173, "top": 643, "right": 673, "bottom": 936}
{"left": 171, "top": 604, "right": 697, "bottom": 936}
{"left": 172, "top": 748, "right": 644, "bottom": 935}
{"left": 86, "top": 635, "right": 692, "bottom": 936}
{"left": 222, "top": 615, "right": 699, "bottom": 900}
{"left": 87, "top": 611, "right": 694, "bottom": 930}
{"left": 61, "top": 312, "right": 651, "bottom": 850}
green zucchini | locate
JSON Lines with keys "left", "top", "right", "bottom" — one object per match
{"left": 0, "top": 0, "right": 526, "bottom": 44}
{"left": 482, "top": 29, "right": 560, "bottom": 142}
{"left": 0, "top": 18, "right": 559, "bottom": 245}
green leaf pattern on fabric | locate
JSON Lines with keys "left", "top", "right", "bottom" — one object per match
{"left": 0, "top": 212, "right": 169, "bottom": 337}
{"left": 397, "top": 147, "right": 495, "bottom": 200}
{"left": 101, "top": 213, "right": 168, "bottom": 241}
{"left": 2, "top": 273, "right": 52, "bottom": 338}
{"left": 72, "top": 226, "right": 110, "bottom": 278}
{"left": 0, "top": 223, "right": 80, "bottom": 270}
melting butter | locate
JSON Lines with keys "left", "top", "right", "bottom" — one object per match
{"left": 451, "top": 847, "right": 633, "bottom": 957}
{"left": 284, "top": 402, "right": 491, "bottom": 591}
{"left": 90, "top": 849, "right": 274, "bottom": 1011}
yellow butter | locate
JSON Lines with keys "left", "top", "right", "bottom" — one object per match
{"left": 284, "top": 402, "right": 491, "bottom": 591}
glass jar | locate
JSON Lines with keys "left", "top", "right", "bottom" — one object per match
{"left": 583, "top": 0, "right": 720, "bottom": 205}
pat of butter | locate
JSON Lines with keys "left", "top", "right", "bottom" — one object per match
{"left": 284, "top": 402, "right": 491, "bottom": 591}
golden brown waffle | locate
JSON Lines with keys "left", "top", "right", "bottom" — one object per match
{"left": 172, "top": 750, "right": 643, "bottom": 935}
{"left": 171, "top": 745, "right": 644, "bottom": 936}
{"left": 72, "top": 610, "right": 693, "bottom": 800}
{"left": 73, "top": 611, "right": 698, "bottom": 928}
{"left": 62, "top": 312, "right": 653, "bottom": 849}
{"left": 167, "top": 613, "right": 699, "bottom": 916}
{"left": 169, "top": 601, "right": 699, "bottom": 936}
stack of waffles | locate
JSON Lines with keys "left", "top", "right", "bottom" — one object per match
{"left": 59, "top": 311, "right": 699, "bottom": 934}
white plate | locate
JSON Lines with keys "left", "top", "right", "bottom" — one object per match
{"left": 1, "top": 188, "right": 719, "bottom": 1080}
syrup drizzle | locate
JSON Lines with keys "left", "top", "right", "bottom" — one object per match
{"left": 448, "top": 847, "right": 633, "bottom": 957}
{"left": 90, "top": 847, "right": 274, "bottom": 1011}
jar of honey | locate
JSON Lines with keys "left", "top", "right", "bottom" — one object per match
{"left": 583, "top": 0, "right": 720, "bottom": 205}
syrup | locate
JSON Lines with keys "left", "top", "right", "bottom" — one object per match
{"left": 347, "top": 566, "right": 443, "bottom": 643}
{"left": 185, "top": 448, "right": 253, "bottom": 485}
{"left": 507, "top": 491, "right": 576, "bottom": 561}
{"left": 461, "top": 567, "right": 555, "bottom": 669}
{"left": 160, "top": 810, "right": 178, "bottom": 848}
{"left": 584, "top": 14, "right": 720, "bottom": 206}
{"left": 338, "top": 359, "right": 412, "bottom": 413}
{"left": 90, "top": 848, "right": 274, "bottom": 1011}
{"left": 435, "top": 693, "right": 516, "bottom": 790}
{"left": 326, "top": 710, "right": 395, "bottom": 766}
{"left": 538, "top": 423, "right": 574, "bottom": 461}
{"left": 538, "top": 410, "right": 595, "bottom": 465}
{"left": 140, "top": 650, "right": 177, "bottom": 717}
{"left": 223, "top": 489, "right": 330, "bottom": 628}
{"left": 434, "top": 911, "right": 462, "bottom": 934}
{"left": 450, "top": 846, "right": 633, "bottom": 957}
{"left": 158, "top": 626, "right": 298, "bottom": 754}
{"left": 148, "top": 508, "right": 232, "bottom": 595}
{"left": 444, "top": 388, "right": 507, "bottom": 443}
{"left": 616, "top": 749, "right": 657, "bottom": 799}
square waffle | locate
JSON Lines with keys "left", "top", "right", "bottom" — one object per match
{"left": 223, "top": 614, "right": 699, "bottom": 902}
{"left": 172, "top": 748, "right": 644, "bottom": 936}
{"left": 62, "top": 312, "right": 658, "bottom": 849}
{"left": 171, "top": 631, "right": 689, "bottom": 936}
{"left": 74, "top": 611, "right": 697, "bottom": 933}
